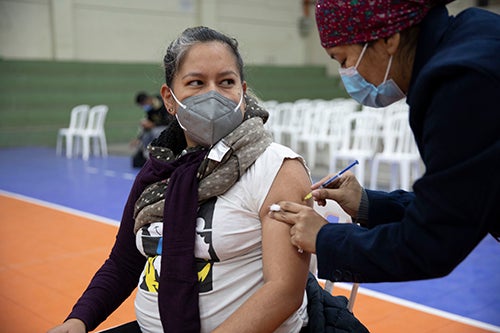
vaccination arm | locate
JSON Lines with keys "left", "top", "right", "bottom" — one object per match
{"left": 213, "top": 158, "right": 312, "bottom": 333}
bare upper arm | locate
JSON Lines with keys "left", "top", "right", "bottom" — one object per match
{"left": 259, "top": 157, "right": 312, "bottom": 288}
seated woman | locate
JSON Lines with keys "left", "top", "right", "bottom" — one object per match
{"left": 47, "top": 26, "right": 312, "bottom": 333}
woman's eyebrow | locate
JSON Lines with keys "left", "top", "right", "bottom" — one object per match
{"left": 181, "top": 70, "right": 238, "bottom": 80}
{"left": 218, "top": 70, "right": 239, "bottom": 77}
{"left": 181, "top": 72, "right": 203, "bottom": 80}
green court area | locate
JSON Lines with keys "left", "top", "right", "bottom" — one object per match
{"left": 0, "top": 59, "right": 346, "bottom": 148}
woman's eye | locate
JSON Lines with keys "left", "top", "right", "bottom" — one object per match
{"left": 221, "top": 79, "right": 235, "bottom": 86}
{"left": 188, "top": 80, "right": 203, "bottom": 86}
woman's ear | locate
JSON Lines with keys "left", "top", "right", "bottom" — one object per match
{"left": 160, "top": 84, "right": 175, "bottom": 115}
{"left": 385, "top": 32, "right": 400, "bottom": 56}
{"left": 242, "top": 81, "right": 247, "bottom": 95}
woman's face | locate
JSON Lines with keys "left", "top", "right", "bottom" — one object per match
{"left": 161, "top": 41, "right": 247, "bottom": 147}
{"left": 326, "top": 43, "right": 389, "bottom": 86}
{"left": 325, "top": 34, "right": 407, "bottom": 92}
{"left": 163, "top": 41, "right": 246, "bottom": 114}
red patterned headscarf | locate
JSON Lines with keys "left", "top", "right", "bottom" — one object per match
{"left": 316, "top": 0, "right": 454, "bottom": 48}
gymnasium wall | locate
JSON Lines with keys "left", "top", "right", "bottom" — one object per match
{"left": 0, "top": 0, "right": 494, "bottom": 149}
{"left": 0, "top": 59, "right": 347, "bottom": 148}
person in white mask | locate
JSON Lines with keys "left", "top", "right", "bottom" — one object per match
{"left": 271, "top": 0, "right": 500, "bottom": 287}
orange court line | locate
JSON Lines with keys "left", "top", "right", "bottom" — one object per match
{"left": 0, "top": 192, "right": 497, "bottom": 333}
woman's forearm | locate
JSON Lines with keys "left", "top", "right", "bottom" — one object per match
{"left": 212, "top": 280, "right": 304, "bottom": 333}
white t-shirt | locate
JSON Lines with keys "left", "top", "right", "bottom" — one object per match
{"left": 135, "top": 143, "right": 309, "bottom": 333}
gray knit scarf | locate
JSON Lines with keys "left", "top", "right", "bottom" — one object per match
{"left": 133, "top": 115, "right": 273, "bottom": 233}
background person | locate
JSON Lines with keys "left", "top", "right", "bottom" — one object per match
{"left": 131, "top": 92, "right": 174, "bottom": 167}
{"left": 270, "top": 0, "right": 500, "bottom": 284}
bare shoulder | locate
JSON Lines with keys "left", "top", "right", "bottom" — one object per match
{"left": 259, "top": 157, "right": 312, "bottom": 219}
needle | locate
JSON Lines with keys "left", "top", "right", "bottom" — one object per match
{"left": 303, "top": 160, "right": 359, "bottom": 200}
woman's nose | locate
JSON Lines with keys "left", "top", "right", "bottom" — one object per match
{"left": 205, "top": 82, "right": 219, "bottom": 93}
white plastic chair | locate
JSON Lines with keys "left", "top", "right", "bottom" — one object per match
{"left": 266, "top": 102, "right": 294, "bottom": 145}
{"left": 56, "top": 104, "right": 90, "bottom": 158}
{"left": 291, "top": 99, "right": 358, "bottom": 169}
{"left": 74, "top": 104, "right": 109, "bottom": 160}
{"left": 329, "top": 110, "right": 383, "bottom": 186}
{"left": 360, "top": 98, "right": 409, "bottom": 119}
{"left": 360, "top": 99, "right": 409, "bottom": 149}
{"left": 261, "top": 99, "right": 279, "bottom": 110}
{"left": 281, "top": 99, "right": 314, "bottom": 148}
{"left": 261, "top": 100, "right": 279, "bottom": 132}
{"left": 370, "top": 110, "right": 422, "bottom": 191}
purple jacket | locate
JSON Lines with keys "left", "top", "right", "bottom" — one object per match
{"left": 66, "top": 155, "right": 173, "bottom": 331}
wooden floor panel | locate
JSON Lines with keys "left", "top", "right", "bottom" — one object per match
{"left": 0, "top": 194, "right": 496, "bottom": 333}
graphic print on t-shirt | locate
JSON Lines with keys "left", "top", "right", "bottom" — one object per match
{"left": 138, "top": 222, "right": 162, "bottom": 293}
{"left": 137, "top": 198, "right": 220, "bottom": 294}
{"left": 140, "top": 255, "right": 160, "bottom": 292}
{"left": 196, "top": 197, "right": 220, "bottom": 293}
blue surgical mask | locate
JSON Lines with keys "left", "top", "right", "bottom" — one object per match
{"left": 339, "top": 43, "right": 406, "bottom": 108}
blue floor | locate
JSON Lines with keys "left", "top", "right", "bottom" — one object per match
{"left": 1, "top": 147, "right": 499, "bottom": 327}
{"left": 0, "top": 147, "right": 138, "bottom": 222}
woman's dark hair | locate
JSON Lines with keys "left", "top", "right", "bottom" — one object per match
{"left": 397, "top": 24, "right": 420, "bottom": 70}
{"left": 163, "top": 26, "right": 245, "bottom": 87}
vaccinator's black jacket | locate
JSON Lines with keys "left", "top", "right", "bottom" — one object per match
{"left": 317, "top": 5, "right": 500, "bottom": 283}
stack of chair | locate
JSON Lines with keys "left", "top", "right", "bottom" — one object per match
{"left": 370, "top": 106, "right": 422, "bottom": 191}
{"left": 56, "top": 104, "right": 109, "bottom": 160}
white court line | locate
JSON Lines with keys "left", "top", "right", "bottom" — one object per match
{"left": 122, "top": 173, "right": 136, "bottom": 180}
{"left": 320, "top": 279, "right": 500, "bottom": 332}
{"left": 103, "top": 170, "right": 117, "bottom": 177}
{"left": 0, "top": 190, "right": 120, "bottom": 226}
{"left": 85, "top": 166, "right": 136, "bottom": 181}
{"left": 86, "top": 167, "right": 99, "bottom": 174}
